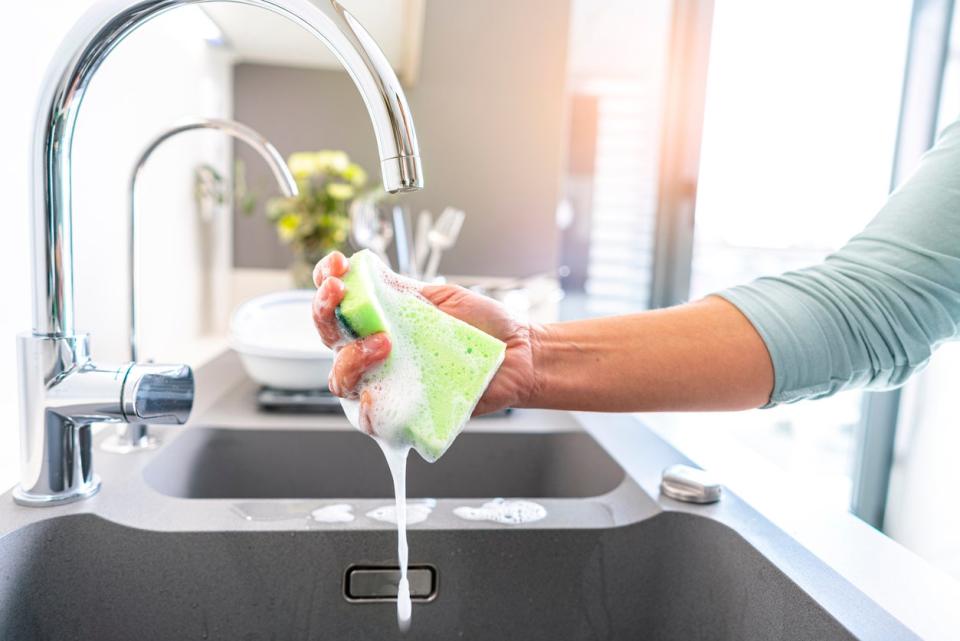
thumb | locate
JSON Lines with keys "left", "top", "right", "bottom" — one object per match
{"left": 420, "top": 283, "right": 469, "bottom": 308}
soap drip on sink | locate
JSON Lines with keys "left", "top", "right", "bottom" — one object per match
{"left": 378, "top": 439, "right": 412, "bottom": 631}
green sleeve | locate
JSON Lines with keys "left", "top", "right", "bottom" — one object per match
{"left": 716, "top": 118, "right": 960, "bottom": 406}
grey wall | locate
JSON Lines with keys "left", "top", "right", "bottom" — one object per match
{"left": 233, "top": 0, "right": 571, "bottom": 277}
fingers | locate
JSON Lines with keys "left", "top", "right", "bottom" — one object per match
{"left": 420, "top": 283, "right": 507, "bottom": 338}
{"left": 359, "top": 389, "right": 375, "bottom": 435}
{"left": 313, "top": 251, "right": 390, "bottom": 415}
{"left": 328, "top": 332, "right": 391, "bottom": 397}
{"left": 471, "top": 397, "right": 494, "bottom": 418}
{"left": 312, "top": 250, "right": 348, "bottom": 288}
{"left": 312, "top": 276, "right": 346, "bottom": 346}
{"left": 420, "top": 283, "right": 463, "bottom": 307}
{"left": 311, "top": 251, "right": 351, "bottom": 346}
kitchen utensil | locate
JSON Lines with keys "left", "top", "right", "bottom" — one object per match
{"left": 414, "top": 209, "right": 432, "bottom": 276}
{"left": 349, "top": 197, "right": 393, "bottom": 266}
{"left": 423, "top": 207, "right": 466, "bottom": 280}
{"left": 392, "top": 205, "right": 417, "bottom": 277}
{"left": 256, "top": 387, "right": 344, "bottom": 413}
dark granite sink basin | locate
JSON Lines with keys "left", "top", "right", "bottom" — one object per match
{"left": 0, "top": 508, "right": 915, "bottom": 641}
{"left": 0, "top": 395, "right": 928, "bottom": 641}
{"left": 144, "top": 428, "right": 625, "bottom": 499}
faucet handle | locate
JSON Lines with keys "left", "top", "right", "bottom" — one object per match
{"left": 122, "top": 363, "right": 194, "bottom": 425}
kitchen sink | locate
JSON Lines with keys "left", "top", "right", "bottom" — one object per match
{"left": 143, "top": 427, "right": 625, "bottom": 499}
{"left": 0, "top": 507, "right": 911, "bottom": 640}
{"left": 0, "top": 361, "right": 936, "bottom": 640}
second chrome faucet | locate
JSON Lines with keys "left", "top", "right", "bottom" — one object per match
{"left": 102, "top": 118, "right": 298, "bottom": 453}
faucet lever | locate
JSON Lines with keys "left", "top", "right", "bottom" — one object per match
{"left": 121, "top": 363, "right": 194, "bottom": 426}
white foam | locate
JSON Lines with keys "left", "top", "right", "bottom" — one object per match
{"left": 336, "top": 253, "right": 499, "bottom": 460}
{"left": 378, "top": 440, "right": 413, "bottom": 630}
{"left": 337, "top": 261, "right": 426, "bottom": 447}
{"left": 396, "top": 577, "right": 412, "bottom": 632}
{"left": 453, "top": 498, "right": 548, "bottom": 525}
{"left": 309, "top": 504, "right": 355, "bottom": 523}
{"left": 335, "top": 258, "right": 424, "bottom": 630}
{"left": 367, "top": 498, "right": 436, "bottom": 525}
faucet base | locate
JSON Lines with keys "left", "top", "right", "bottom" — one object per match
{"left": 13, "top": 475, "right": 101, "bottom": 507}
{"left": 16, "top": 333, "right": 120, "bottom": 507}
{"left": 100, "top": 424, "right": 160, "bottom": 454}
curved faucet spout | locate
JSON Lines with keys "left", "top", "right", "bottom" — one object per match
{"left": 31, "top": 0, "right": 423, "bottom": 337}
{"left": 18, "top": 0, "right": 423, "bottom": 505}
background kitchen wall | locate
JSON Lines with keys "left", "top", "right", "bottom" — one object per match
{"left": 232, "top": 0, "right": 571, "bottom": 277}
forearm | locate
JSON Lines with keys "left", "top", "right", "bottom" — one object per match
{"left": 523, "top": 297, "right": 773, "bottom": 412}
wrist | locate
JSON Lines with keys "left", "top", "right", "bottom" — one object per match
{"left": 518, "top": 321, "right": 550, "bottom": 408}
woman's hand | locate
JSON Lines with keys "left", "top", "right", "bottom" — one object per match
{"left": 311, "top": 251, "right": 538, "bottom": 416}
{"left": 418, "top": 283, "right": 537, "bottom": 414}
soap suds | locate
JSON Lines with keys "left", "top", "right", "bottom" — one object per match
{"left": 367, "top": 498, "right": 436, "bottom": 525}
{"left": 310, "top": 504, "right": 355, "bottom": 523}
{"left": 338, "top": 261, "right": 424, "bottom": 630}
{"left": 379, "top": 440, "right": 413, "bottom": 632}
{"left": 338, "top": 253, "right": 504, "bottom": 461}
{"left": 232, "top": 501, "right": 326, "bottom": 522}
{"left": 453, "top": 498, "right": 547, "bottom": 525}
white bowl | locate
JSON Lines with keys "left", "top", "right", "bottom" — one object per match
{"left": 229, "top": 290, "right": 334, "bottom": 390}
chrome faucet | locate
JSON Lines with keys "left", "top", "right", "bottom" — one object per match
{"left": 17, "top": 0, "right": 423, "bottom": 506}
{"left": 101, "top": 118, "right": 298, "bottom": 454}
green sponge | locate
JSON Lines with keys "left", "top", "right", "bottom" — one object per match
{"left": 337, "top": 249, "right": 506, "bottom": 461}
{"left": 336, "top": 249, "right": 389, "bottom": 337}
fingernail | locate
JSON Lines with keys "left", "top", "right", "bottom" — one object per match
{"left": 313, "top": 260, "right": 326, "bottom": 286}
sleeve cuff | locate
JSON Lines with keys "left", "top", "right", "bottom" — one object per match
{"left": 714, "top": 282, "right": 842, "bottom": 407}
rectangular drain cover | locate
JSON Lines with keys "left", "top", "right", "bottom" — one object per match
{"left": 344, "top": 565, "right": 437, "bottom": 602}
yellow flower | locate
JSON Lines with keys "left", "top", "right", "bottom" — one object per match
{"left": 277, "top": 212, "right": 302, "bottom": 242}
{"left": 288, "top": 150, "right": 360, "bottom": 184}
{"left": 287, "top": 153, "right": 316, "bottom": 180}
{"left": 315, "top": 150, "right": 349, "bottom": 173}
{"left": 343, "top": 162, "right": 367, "bottom": 187}
{"left": 326, "top": 182, "right": 355, "bottom": 200}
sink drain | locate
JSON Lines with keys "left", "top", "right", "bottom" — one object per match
{"left": 343, "top": 565, "right": 437, "bottom": 602}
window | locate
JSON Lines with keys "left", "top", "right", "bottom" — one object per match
{"left": 561, "top": 0, "right": 673, "bottom": 317}
{"left": 650, "top": 0, "right": 911, "bottom": 513}
{"left": 559, "top": 0, "right": 926, "bottom": 519}
{"left": 883, "top": 1, "right": 960, "bottom": 582}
